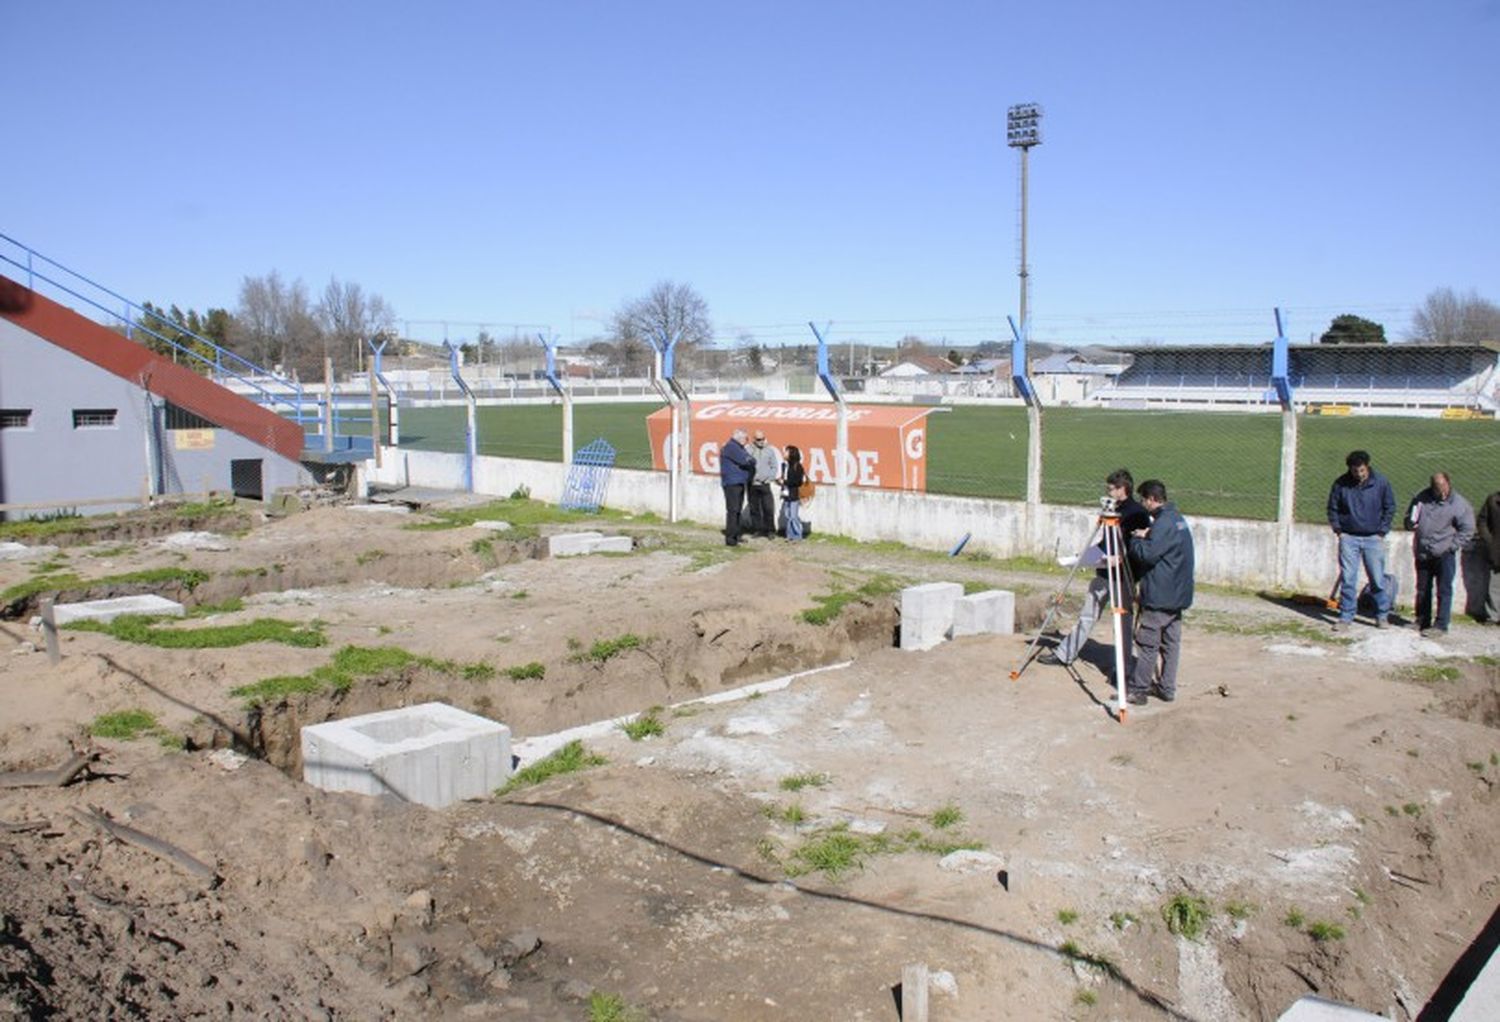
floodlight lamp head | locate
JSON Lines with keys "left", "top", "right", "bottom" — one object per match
{"left": 1007, "top": 102, "right": 1043, "bottom": 148}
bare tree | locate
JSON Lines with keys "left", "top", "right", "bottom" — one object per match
{"left": 605, "top": 312, "right": 654, "bottom": 377}
{"left": 1409, "top": 287, "right": 1500, "bottom": 346}
{"left": 318, "top": 277, "right": 395, "bottom": 372}
{"left": 610, "top": 281, "right": 712, "bottom": 374}
{"left": 230, "top": 271, "right": 322, "bottom": 379}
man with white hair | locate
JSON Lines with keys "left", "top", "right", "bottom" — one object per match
{"left": 745, "top": 429, "right": 783, "bottom": 539}
{"left": 718, "top": 428, "right": 756, "bottom": 547}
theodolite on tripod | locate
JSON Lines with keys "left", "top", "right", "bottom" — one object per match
{"left": 1011, "top": 495, "right": 1137, "bottom": 721}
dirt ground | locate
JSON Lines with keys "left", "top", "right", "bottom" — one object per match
{"left": 1, "top": 495, "right": 1497, "bottom": 1021}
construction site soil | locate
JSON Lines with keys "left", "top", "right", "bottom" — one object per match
{"left": 1, "top": 496, "right": 1497, "bottom": 1021}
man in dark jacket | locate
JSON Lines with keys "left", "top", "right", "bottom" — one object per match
{"left": 1126, "top": 480, "right": 1194, "bottom": 706}
{"left": 1477, "top": 488, "right": 1500, "bottom": 625}
{"left": 1043, "top": 469, "right": 1151, "bottom": 668}
{"left": 1404, "top": 472, "right": 1475, "bottom": 636}
{"left": 1327, "top": 449, "right": 1396, "bottom": 632}
{"left": 719, "top": 429, "right": 756, "bottom": 547}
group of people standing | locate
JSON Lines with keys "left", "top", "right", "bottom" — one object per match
{"left": 1040, "top": 469, "right": 1197, "bottom": 708}
{"left": 1327, "top": 449, "right": 1500, "bottom": 636}
{"left": 717, "top": 429, "right": 807, "bottom": 547}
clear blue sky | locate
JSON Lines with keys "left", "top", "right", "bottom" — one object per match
{"left": 5, "top": 0, "right": 1498, "bottom": 350}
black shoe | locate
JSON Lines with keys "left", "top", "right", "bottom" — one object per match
{"left": 1127, "top": 691, "right": 1148, "bottom": 706}
{"left": 1037, "top": 651, "right": 1067, "bottom": 667}
{"left": 1152, "top": 688, "right": 1175, "bottom": 702}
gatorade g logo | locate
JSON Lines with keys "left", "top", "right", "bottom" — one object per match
{"left": 905, "top": 429, "right": 925, "bottom": 460}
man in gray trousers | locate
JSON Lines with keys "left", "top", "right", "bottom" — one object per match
{"left": 1126, "top": 480, "right": 1195, "bottom": 706}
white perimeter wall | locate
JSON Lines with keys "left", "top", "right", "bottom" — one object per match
{"left": 360, "top": 449, "right": 1455, "bottom": 601}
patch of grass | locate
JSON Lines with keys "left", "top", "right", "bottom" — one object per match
{"left": 1402, "top": 802, "right": 1423, "bottom": 817}
{"left": 1109, "top": 911, "right": 1139, "bottom": 931}
{"left": 0, "top": 510, "right": 86, "bottom": 540}
{"left": 355, "top": 549, "right": 387, "bottom": 565}
{"left": 231, "top": 644, "right": 469, "bottom": 705}
{"left": 787, "top": 825, "right": 867, "bottom": 879}
{"left": 1057, "top": 908, "right": 1079, "bottom": 925}
{"left": 1307, "top": 920, "right": 1346, "bottom": 942}
{"left": 104, "top": 567, "right": 210, "bottom": 590}
{"left": 68, "top": 615, "right": 326, "bottom": 649}
{"left": 1, "top": 573, "right": 83, "bottom": 604}
{"left": 1224, "top": 900, "right": 1256, "bottom": 920}
{"left": 1384, "top": 805, "right": 1399, "bottom": 817}
{"left": 621, "top": 708, "right": 665, "bottom": 741}
{"left": 1075, "top": 988, "right": 1098, "bottom": 1007}
{"left": 1284, "top": 907, "right": 1305, "bottom": 928}
{"left": 670, "top": 703, "right": 703, "bottom": 718}
{"left": 511, "top": 589, "right": 529, "bottom": 600}
{"left": 930, "top": 804, "right": 963, "bottom": 830}
{"left": 90, "top": 709, "right": 160, "bottom": 739}
{"left": 504, "top": 661, "right": 546, "bottom": 680}
{"left": 800, "top": 574, "right": 904, "bottom": 626}
{"left": 469, "top": 537, "right": 496, "bottom": 561}
{"left": 405, "top": 495, "right": 622, "bottom": 537}
{"left": 1059, "top": 942, "right": 1122, "bottom": 979}
{"left": 158, "top": 732, "right": 186, "bottom": 750}
{"left": 1467, "top": 761, "right": 1486, "bottom": 773}
{"left": 1393, "top": 664, "right": 1463, "bottom": 684}
{"left": 498, "top": 740, "right": 607, "bottom": 795}
{"left": 779, "top": 772, "right": 832, "bottom": 792}
{"left": 1352, "top": 887, "right": 1370, "bottom": 905}
{"left": 172, "top": 496, "right": 237, "bottom": 517}
{"left": 586, "top": 991, "right": 646, "bottom": 1022}
{"left": 1162, "top": 895, "right": 1211, "bottom": 940}
{"left": 187, "top": 597, "right": 245, "bottom": 617}
{"left": 89, "top": 544, "right": 134, "bottom": 558}
{"left": 462, "top": 662, "right": 496, "bottom": 681}
{"left": 1193, "top": 609, "right": 1346, "bottom": 645}
{"left": 572, "top": 633, "right": 644, "bottom": 664}
{"left": 764, "top": 802, "right": 806, "bottom": 825}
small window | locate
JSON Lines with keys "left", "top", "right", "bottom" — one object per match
{"left": 165, "top": 402, "right": 214, "bottom": 430}
{"left": 72, "top": 408, "right": 118, "bottom": 429}
{"left": 0, "top": 409, "right": 32, "bottom": 429}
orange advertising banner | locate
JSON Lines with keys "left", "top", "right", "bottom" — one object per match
{"left": 646, "top": 401, "right": 936, "bottom": 492}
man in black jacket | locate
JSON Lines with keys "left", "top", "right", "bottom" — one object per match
{"left": 1126, "top": 479, "right": 1195, "bottom": 706}
{"left": 1478, "top": 488, "right": 1500, "bottom": 625}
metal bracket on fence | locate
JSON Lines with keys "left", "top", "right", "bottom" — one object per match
{"left": 1008, "top": 315, "right": 1039, "bottom": 406}
{"left": 539, "top": 332, "right": 574, "bottom": 464}
{"left": 370, "top": 337, "right": 400, "bottom": 445}
{"left": 809, "top": 321, "right": 850, "bottom": 534}
{"left": 443, "top": 341, "right": 478, "bottom": 492}
{"left": 1271, "top": 307, "right": 1295, "bottom": 409}
{"left": 651, "top": 328, "right": 692, "bottom": 523}
{"left": 561, "top": 438, "right": 616, "bottom": 512}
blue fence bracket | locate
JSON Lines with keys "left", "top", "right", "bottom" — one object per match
{"left": 1271, "top": 307, "right": 1295, "bottom": 409}
{"left": 443, "top": 341, "right": 478, "bottom": 492}
{"left": 808, "top": 321, "right": 842, "bottom": 400}
{"left": 1008, "top": 315, "right": 1039, "bottom": 406}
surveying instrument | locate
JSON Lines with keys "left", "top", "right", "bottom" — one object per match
{"left": 1011, "top": 496, "right": 1137, "bottom": 721}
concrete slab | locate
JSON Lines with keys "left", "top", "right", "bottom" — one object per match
{"left": 301, "top": 702, "right": 511, "bottom": 809}
{"left": 473, "top": 520, "right": 513, "bottom": 531}
{"left": 548, "top": 531, "right": 605, "bottom": 557}
{"left": 586, "top": 535, "right": 632, "bottom": 554}
{"left": 899, "top": 582, "right": 964, "bottom": 651}
{"left": 52, "top": 595, "right": 186, "bottom": 626}
{"left": 952, "top": 590, "right": 1015, "bottom": 637}
{"left": 0, "top": 542, "right": 60, "bottom": 562}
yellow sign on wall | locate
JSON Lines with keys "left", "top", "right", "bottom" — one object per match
{"left": 174, "top": 429, "right": 216, "bottom": 450}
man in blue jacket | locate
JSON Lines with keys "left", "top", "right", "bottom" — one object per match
{"left": 1126, "top": 480, "right": 1194, "bottom": 706}
{"left": 1327, "top": 449, "right": 1396, "bottom": 632}
{"left": 719, "top": 429, "right": 756, "bottom": 547}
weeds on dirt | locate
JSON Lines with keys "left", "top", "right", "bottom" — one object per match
{"left": 67, "top": 614, "right": 326, "bottom": 650}
{"left": 511, "top": 589, "right": 529, "bottom": 600}
{"left": 1224, "top": 900, "right": 1256, "bottom": 920}
{"left": 356, "top": 549, "right": 388, "bottom": 565}
{"left": 188, "top": 597, "right": 245, "bottom": 616}
{"left": 779, "top": 772, "right": 831, "bottom": 792}
{"left": 930, "top": 804, "right": 963, "bottom": 829}
{"left": 1058, "top": 942, "right": 1122, "bottom": 980}
{"left": 1162, "top": 895, "right": 1211, "bottom": 940}
{"left": 587, "top": 991, "right": 647, "bottom": 1022}
{"left": 572, "top": 633, "right": 645, "bottom": 664}
{"left": 773, "top": 815, "right": 985, "bottom": 880}
{"left": 1074, "top": 988, "right": 1098, "bottom": 1006}
{"left": 0, "top": 510, "right": 83, "bottom": 540}
{"left": 462, "top": 663, "right": 496, "bottom": 681}
{"left": 1193, "top": 609, "right": 1347, "bottom": 645}
{"left": 497, "top": 740, "right": 607, "bottom": 795}
{"left": 1284, "top": 907, "right": 1305, "bottom": 928}
{"left": 504, "top": 661, "right": 546, "bottom": 680}
{"left": 621, "top": 708, "right": 665, "bottom": 741}
{"left": 764, "top": 802, "right": 807, "bottom": 825}
{"left": 1391, "top": 664, "right": 1462, "bottom": 684}
{"left": 1306, "top": 920, "right": 1346, "bottom": 942}
{"left": 3, "top": 566, "right": 210, "bottom": 606}
{"left": 1057, "top": 908, "right": 1079, "bottom": 925}
{"left": 800, "top": 574, "right": 903, "bottom": 626}
{"left": 90, "top": 709, "right": 160, "bottom": 739}
{"left": 405, "top": 495, "right": 623, "bottom": 537}
{"left": 1109, "top": 911, "right": 1139, "bottom": 931}
{"left": 230, "top": 644, "right": 480, "bottom": 705}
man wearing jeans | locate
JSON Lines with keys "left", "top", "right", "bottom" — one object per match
{"left": 1326, "top": 449, "right": 1396, "bottom": 633}
{"left": 1405, "top": 471, "right": 1475, "bottom": 637}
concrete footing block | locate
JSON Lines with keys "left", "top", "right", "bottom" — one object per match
{"left": 899, "top": 582, "right": 964, "bottom": 651}
{"left": 586, "top": 535, "right": 632, "bottom": 554}
{"left": 52, "top": 595, "right": 186, "bottom": 627}
{"left": 548, "top": 531, "right": 605, "bottom": 557}
{"left": 952, "top": 590, "right": 1015, "bottom": 637}
{"left": 301, "top": 702, "right": 512, "bottom": 808}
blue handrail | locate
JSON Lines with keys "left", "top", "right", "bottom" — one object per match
{"left": 0, "top": 231, "right": 305, "bottom": 417}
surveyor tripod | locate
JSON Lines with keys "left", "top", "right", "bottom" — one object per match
{"left": 1010, "top": 506, "right": 1137, "bottom": 721}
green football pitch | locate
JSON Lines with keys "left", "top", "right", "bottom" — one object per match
{"left": 394, "top": 402, "right": 1500, "bottom": 523}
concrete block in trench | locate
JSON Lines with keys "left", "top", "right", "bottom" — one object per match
{"left": 899, "top": 582, "right": 964, "bottom": 651}
{"left": 548, "top": 531, "right": 605, "bottom": 557}
{"left": 586, "top": 535, "right": 632, "bottom": 554}
{"left": 301, "top": 702, "right": 512, "bottom": 809}
{"left": 52, "top": 595, "right": 186, "bottom": 627}
{"left": 951, "top": 590, "right": 1015, "bottom": 637}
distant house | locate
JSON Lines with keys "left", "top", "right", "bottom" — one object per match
{"left": 0, "top": 275, "right": 312, "bottom": 518}
{"left": 1030, "top": 351, "right": 1124, "bottom": 404}
{"left": 879, "top": 355, "right": 958, "bottom": 378}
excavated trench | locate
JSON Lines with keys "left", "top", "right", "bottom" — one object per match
{"left": 221, "top": 595, "right": 900, "bottom": 778}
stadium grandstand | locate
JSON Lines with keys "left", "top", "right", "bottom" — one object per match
{"left": 1088, "top": 342, "right": 1499, "bottom": 417}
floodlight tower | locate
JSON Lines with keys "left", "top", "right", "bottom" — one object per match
{"left": 1006, "top": 102, "right": 1043, "bottom": 326}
